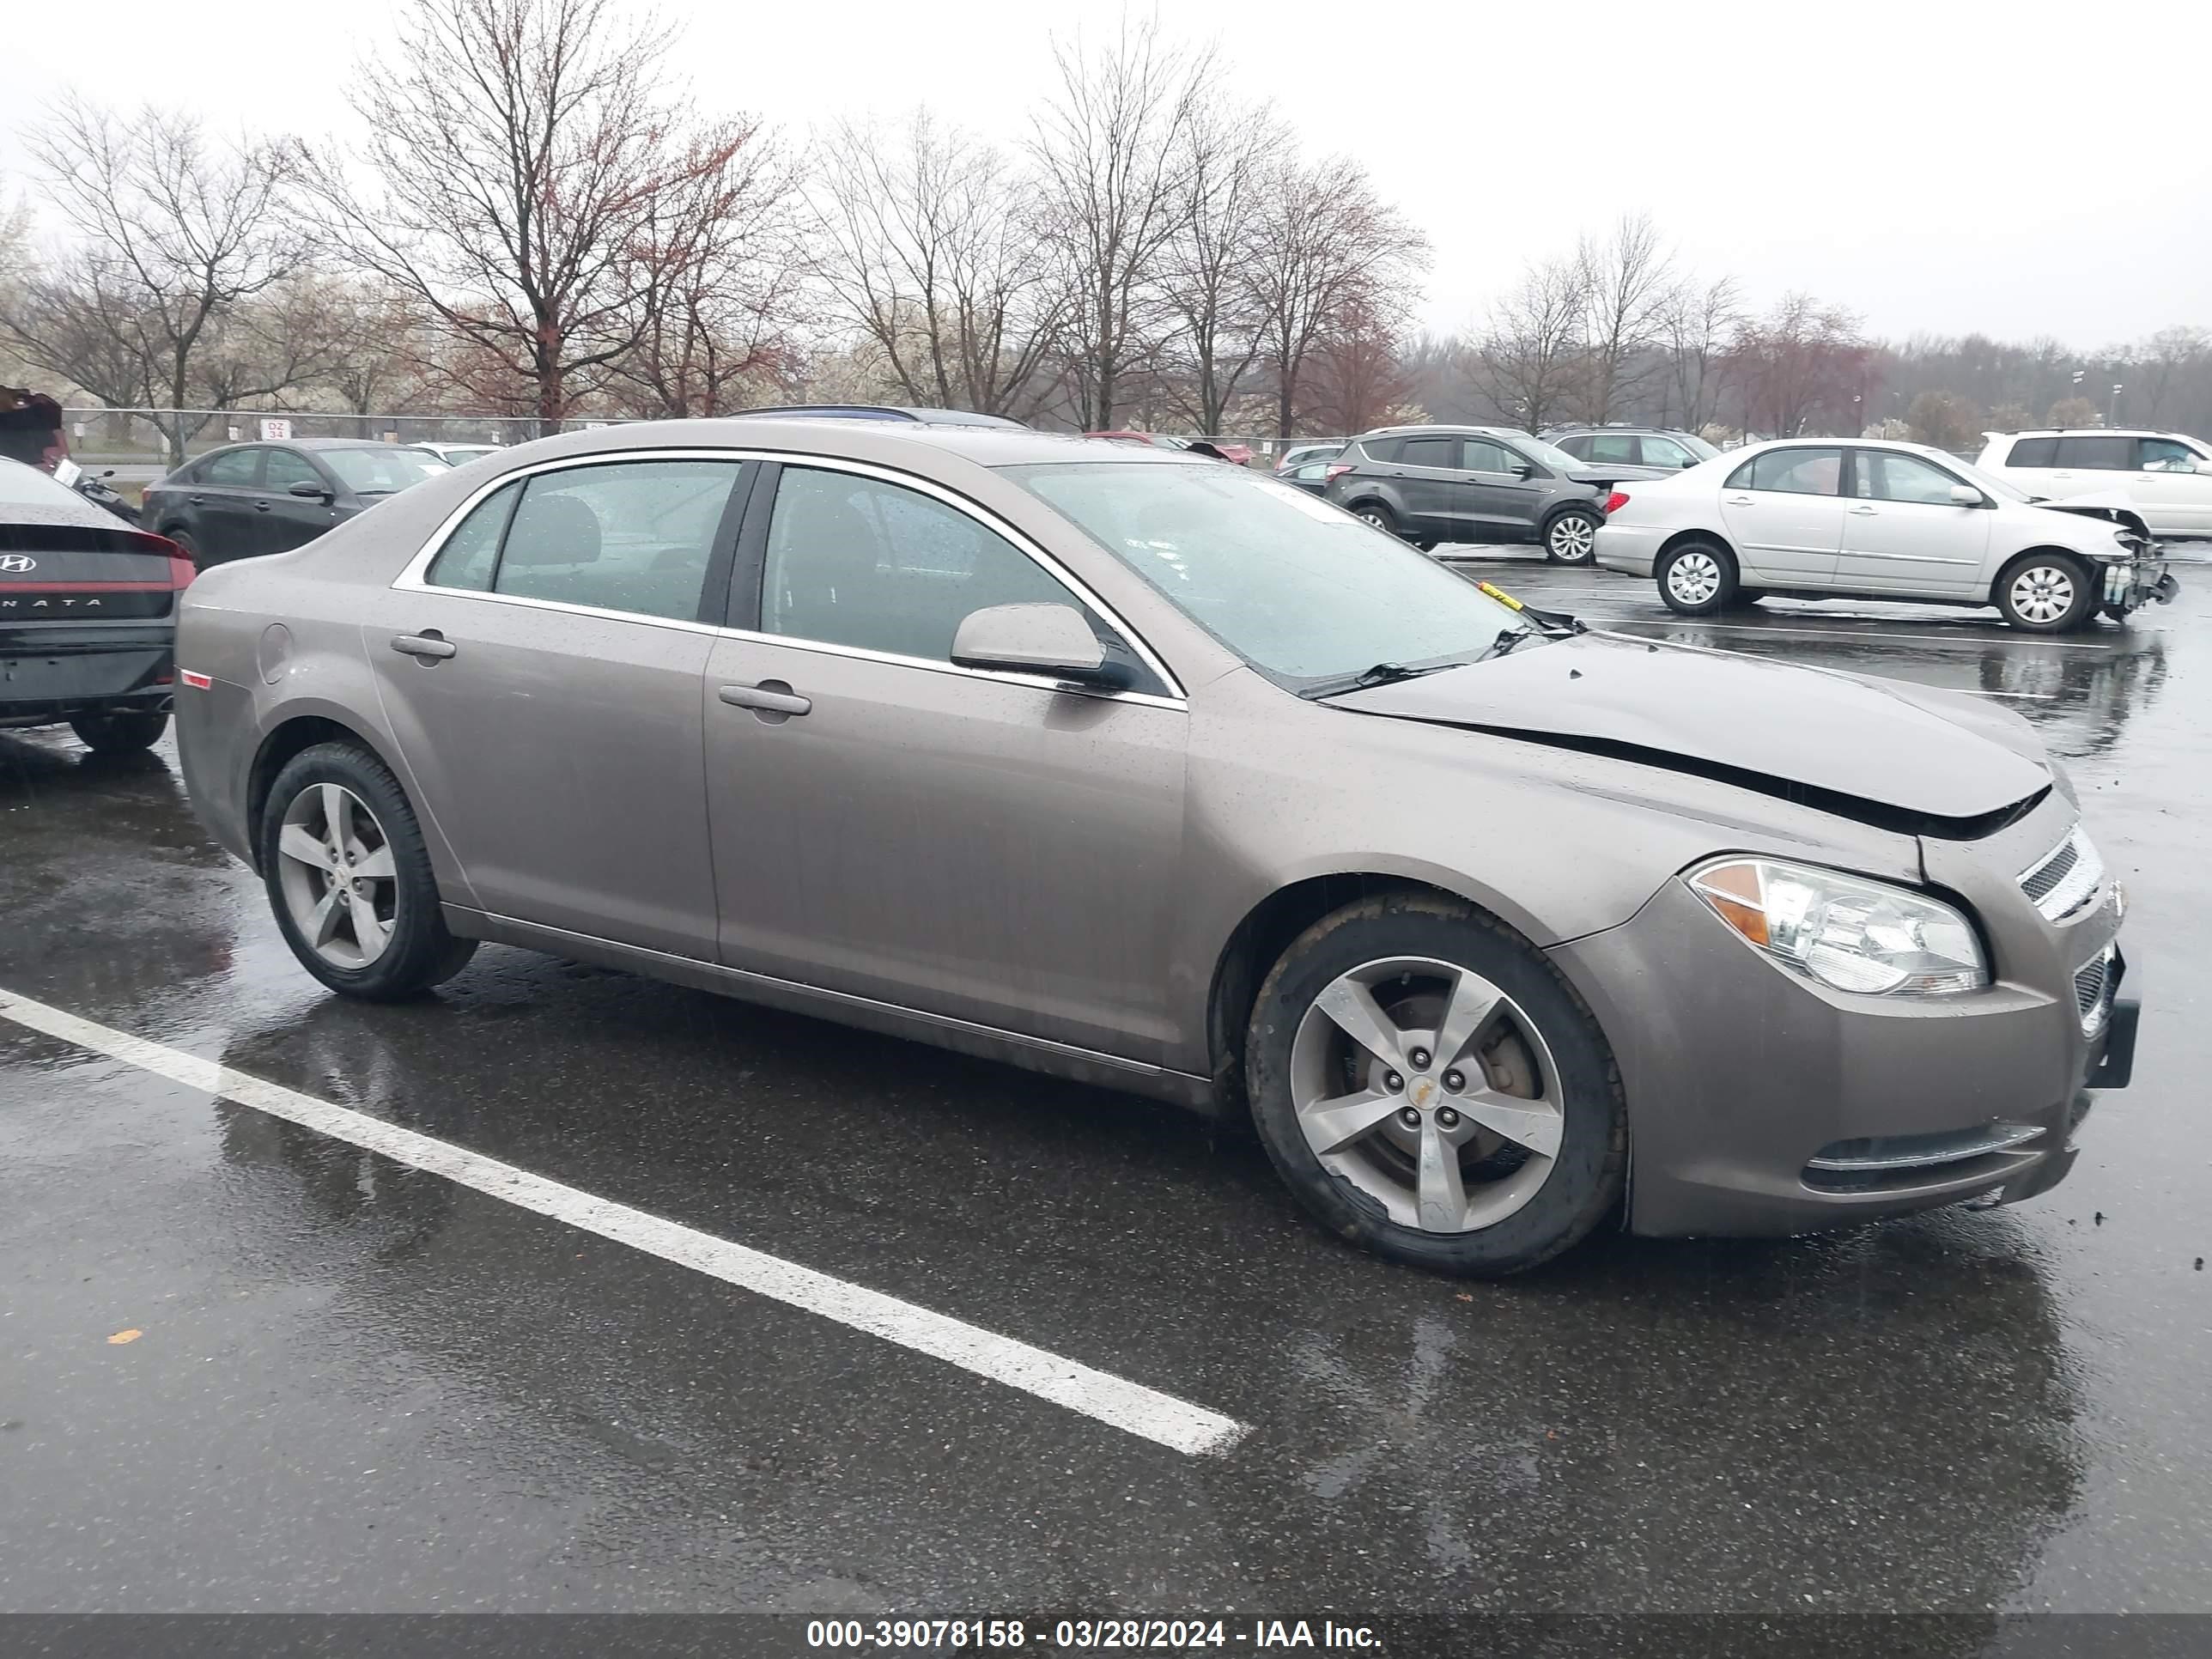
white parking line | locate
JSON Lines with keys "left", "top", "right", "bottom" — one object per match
{"left": 0, "top": 988, "right": 1249, "bottom": 1459}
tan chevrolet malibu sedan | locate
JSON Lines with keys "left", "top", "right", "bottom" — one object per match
{"left": 175, "top": 420, "right": 2136, "bottom": 1276}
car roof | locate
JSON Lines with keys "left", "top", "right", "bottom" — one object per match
{"left": 733, "top": 404, "right": 1026, "bottom": 428}
{"left": 1546, "top": 423, "right": 1695, "bottom": 437}
{"left": 454, "top": 418, "right": 1207, "bottom": 471}
{"left": 1984, "top": 428, "right": 2186, "bottom": 440}
{"left": 1353, "top": 423, "right": 1531, "bottom": 441}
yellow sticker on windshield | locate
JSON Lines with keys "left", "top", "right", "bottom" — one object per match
{"left": 1477, "top": 581, "right": 1526, "bottom": 611}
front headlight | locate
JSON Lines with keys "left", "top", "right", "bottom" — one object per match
{"left": 1686, "top": 857, "right": 1988, "bottom": 996}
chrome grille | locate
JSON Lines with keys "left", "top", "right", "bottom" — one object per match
{"left": 2020, "top": 825, "right": 2105, "bottom": 922}
{"left": 2075, "top": 945, "right": 2117, "bottom": 1036}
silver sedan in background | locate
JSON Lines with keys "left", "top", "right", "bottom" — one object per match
{"left": 175, "top": 421, "right": 2134, "bottom": 1275}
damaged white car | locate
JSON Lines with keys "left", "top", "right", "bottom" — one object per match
{"left": 1595, "top": 438, "right": 2177, "bottom": 632}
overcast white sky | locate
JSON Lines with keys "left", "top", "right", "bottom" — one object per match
{"left": 7, "top": 0, "right": 2209, "bottom": 349}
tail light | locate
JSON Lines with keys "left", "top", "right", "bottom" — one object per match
{"left": 1325, "top": 464, "right": 1353, "bottom": 483}
{"left": 1603, "top": 491, "right": 1631, "bottom": 515}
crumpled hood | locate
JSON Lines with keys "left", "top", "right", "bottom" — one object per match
{"left": 2029, "top": 489, "right": 2151, "bottom": 540}
{"left": 1330, "top": 632, "right": 2052, "bottom": 827}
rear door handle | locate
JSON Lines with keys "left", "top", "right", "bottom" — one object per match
{"left": 390, "top": 633, "right": 457, "bottom": 659}
{"left": 719, "top": 681, "right": 811, "bottom": 716}
{"left": 1725, "top": 495, "right": 1754, "bottom": 505}
{"left": 1849, "top": 505, "right": 1878, "bottom": 515}
{"left": 253, "top": 501, "right": 270, "bottom": 512}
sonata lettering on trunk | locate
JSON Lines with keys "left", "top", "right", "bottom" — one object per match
{"left": 0, "top": 596, "right": 102, "bottom": 609}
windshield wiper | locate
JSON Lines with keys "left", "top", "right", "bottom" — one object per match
{"left": 1299, "top": 659, "right": 1470, "bottom": 700}
{"left": 1480, "top": 625, "right": 1538, "bottom": 660}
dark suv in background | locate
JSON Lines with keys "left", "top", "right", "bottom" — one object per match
{"left": 142, "top": 441, "right": 450, "bottom": 568}
{"left": 1543, "top": 425, "right": 1718, "bottom": 471}
{"left": 1323, "top": 424, "right": 1666, "bottom": 561}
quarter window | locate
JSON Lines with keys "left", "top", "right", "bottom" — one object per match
{"left": 2053, "top": 436, "right": 2131, "bottom": 470}
{"left": 424, "top": 480, "right": 521, "bottom": 592}
{"left": 761, "top": 468, "right": 1090, "bottom": 665}
{"left": 1741, "top": 447, "right": 1844, "bottom": 495}
{"left": 491, "top": 459, "right": 744, "bottom": 622}
{"left": 200, "top": 448, "right": 262, "bottom": 487}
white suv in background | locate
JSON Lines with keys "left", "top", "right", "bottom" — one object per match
{"left": 1974, "top": 429, "right": 2212, "bottom": 541}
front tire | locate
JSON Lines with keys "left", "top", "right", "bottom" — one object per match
{"left": 258, "top": 741, "right": 477, "bottom": 1000}
{"left": 1245, "top": 894, "right": 1626, "bottom": 1277}
{"left": 1996, "top": 554, "right": 2094, "bottom": 632}
{"left": 1543, "top": 507, "right": 1601, "bottom": 564}
{"left": 70, "top": 709, "right": 169, "bottom": 752}
{"left": 1656, "top": 538, "right": 1739, "bottom": 615}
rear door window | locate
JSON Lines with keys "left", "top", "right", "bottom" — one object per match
{"left": 1398, "top": 436, "right": 1457, "bottom": 469}
{"left": 1583, "top": 434, "right": 1640, "bottom": 465}
{"left": 2054, "top": 436, "right": 2131, "bottom": 470}
{"left": 1743, "top": 447, "right": 1844, "bottom": 495}
{"left": 200, "top": 448, "right": 263, "bottom": 487}
{"left": 491, "top": 459, "right": 746, "bottom": 623}
{"left": 2006, "top": 437, "right": 2058, "bottom": 468}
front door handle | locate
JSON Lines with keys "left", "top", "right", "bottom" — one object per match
{"left": 390, "top": 632, "right": 457, "bottom": 660}
{"left": 253, "top": 501, "right": 270, "bottom": 512}
{"left": 719, "top": 681, "right": 811, "bottom": 717}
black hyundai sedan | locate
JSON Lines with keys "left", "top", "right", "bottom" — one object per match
{"left": 1, "top": 458, "right": 195, "bottom": 752}
{"left": 141, "top": 439, "right": 448, "bottom": 568}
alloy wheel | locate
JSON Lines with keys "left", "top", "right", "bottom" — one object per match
{"left": 1549, "top": 514, "right": 1596, "bottom": 562}
{"left": 2008, "top": 565, "right": 2075, "bottom": 625}
{"left": 1289, "top": 956, "right": 1564, "bottom": 1233}
{"left": 1667, "top": 550, "right": 1722, "bottom": 605}
{"left": 275, "top": 782, "right": 399, "bottom": 969}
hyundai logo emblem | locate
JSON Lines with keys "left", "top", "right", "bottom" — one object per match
{"left": 0, "top": 555, "right": 35, "bottom": 574}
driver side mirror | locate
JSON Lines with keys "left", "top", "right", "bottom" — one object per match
{"left": 288, "top": 478, "right": 333, "bottom": 501}
{"left": 1949, "top": 483, "right": 1987, "bottom": 507}
{"left": 1511, "top": 463, "right": 1537, "bottom": 479}
{"left": 951, "top": 603, "right": 1127, "bottom": 688}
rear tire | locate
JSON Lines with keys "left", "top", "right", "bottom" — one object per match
{"left": 1995, "top": 553, "right": 2095, "bottom": 633}
{"left": 164, "top": 528, "right": 201, "bottom": 565}
{"left": 1656, "top": 538, "right": 1740, "bottom": 615}
{"left": 1352, "top": 501, "right": 1405, "bottom": 540}
{"left": 1543, "top": 507, "right": 1601, "bottom": 564}
{"left": 258, "top": 741, "right": 477, "bottom": 1000}
{"left": 1244, "top": 893, "right": 1626, "bottom": 1277}
{"left": 70, "top": 710, "right": 169, "bottom": 753}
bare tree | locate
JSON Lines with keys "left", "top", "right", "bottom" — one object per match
{"left": 1249, "top": 154, "right": 1425, "bottom": 438}
{"left": 1568, "top": 213, "right": 1670, "bottom": 423}
{"left": 22, "top": 96, "right": 304, "bottom": 463}
{"left": 304, "top": 0, "right": 763, "bottom": 434}
{"left": 1468, "top": 257, "right": 1587, "bottom": 434}
{"left": 1029, "top": 21, "right": 1215, "bottom": 430}
{"left": 1157, "top": 101, "right": 1277, "bottom": 434}
{"left": 1731, "top": 294, "right": 1869, "bottom": 436}
{"left": 1303, "top": 297, "right": 1417, "bottom": 435}
{"left": 614, "top": 119, "right": 805, "bottom": 417}
{"left": 2131, "top": 325, "right": 2210, "bottom": 425}
{"left": 812, "top": 112, "right": 1059, "bottom": 419}
{"left": 1657, "top": 274, "right": 1741, "bottom": 434}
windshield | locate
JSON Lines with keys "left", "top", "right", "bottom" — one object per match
{"left": 1676, "top": 432, "right": 1722, "bottom": 460}
{"left": 321, "top": 447, "right": 449, "bottom": 493}
{"left": 1006, "top": 462, "right": 1529, "bottom": 690}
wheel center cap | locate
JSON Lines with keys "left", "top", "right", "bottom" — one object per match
{"left": 1408, "top": 1075, "right": 1438, "bottom": 1109}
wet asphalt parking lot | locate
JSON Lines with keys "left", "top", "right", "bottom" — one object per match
{"left": 3, "top": 549, "right": 2209, "bottom": 1633}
